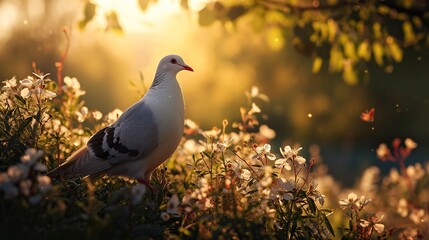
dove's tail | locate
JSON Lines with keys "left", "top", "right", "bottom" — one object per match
{"left": 47, "top": 146, "right": 111, "bottom": 180}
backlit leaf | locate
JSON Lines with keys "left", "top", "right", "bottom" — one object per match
{"left": 199, "top": 5, "right": 217, "bottom": 26}
{"left": 344, "top": 41, "right": 356, "bottom": 60}
{"left": 372, "top": 42, "right": 384, "bottom": 66}
{"left": 312, "top": 57, "right": 323, "bottom": 73}
{"left": 403, "top": 21, "right": 416, "bottom": 46}
{"left": 343, "top": 62, "right": 357, "bottom": 85}
{"left": 387, "top": 38, "right": 403, "bottom": 62}
{"left": 357, "top": 41, "right": 371, "bottom": 61}
{"left": 105, "top": 11, "right": 123, "bottom": 35}
{"left": 78, "top": 1, "right": 96, "bottom": 30}
{"left": 266, "top": 27, "right": 285, "bottom": 51}
{"left": 227, "top": 5, "right": 247, "bottom": 21}
{"left": 329, "top": 45, "right": 343, "bottom": 72}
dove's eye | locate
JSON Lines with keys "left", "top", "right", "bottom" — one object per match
{"left": 170, "top": 58, "right": 177, "bottom": 64}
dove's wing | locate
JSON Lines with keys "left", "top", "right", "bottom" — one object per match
{"left": 48, "top": 101, "right": 159, "bottom": 179}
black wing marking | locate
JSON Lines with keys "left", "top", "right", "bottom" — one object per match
{"left": 87, "top": 126, "right": 139, "bottom": 160}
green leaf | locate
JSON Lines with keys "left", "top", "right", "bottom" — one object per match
{"left": 357, "top": 41, "right": 371, "bottom": 61}
{"left": 372, "top": 41, "right": 384, "bottom": 66}
{"left": 322, "top": 213, "right": 335, "bottom": 236}
{"left": 0, "top": 125, "right": 11, "bottom": 137}
{"left": 403, "top": 21, "right": 416, "bottom": 46}
{"left": 227, "top": 5, "right": 247, "bottom": 21}
{"left": 266, "top": 26, "right": 285, "bottom": 51}
{"left": 202, "top": 151, "right": 213, "bottom": 159}
{"left": 312, "top": 56, "right": 323, "bottom": 73}
{"left": 307, "top": 197, "right": 317, "bottom": 213}
{"left": 343, "top": 63, "right": 357, "bottom": 85}
{"left": 106, "top": 11, "right": 123, "bottom": 35}
{"left": 387, "top": 37, "right": 403, "bottom": 62}
{"left": 16, "top": 116, "right": 33, "bottom": 134}
{"left": 14, "top": 94, "right": 26, "bottom": 105}
{"left": 329, "top": 45, "right": 344, "bottom": 72}
{"left": 199, "top": 4, "right": 217, "bottom": 26}
{"left": 247, "top": 189, "right": 258, "bottom": 195}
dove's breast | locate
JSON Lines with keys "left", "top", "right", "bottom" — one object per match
{"left": 143, "top": 80, "right": 185, "bottom": 171}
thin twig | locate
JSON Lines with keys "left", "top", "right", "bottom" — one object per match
{"left": 55, "top": 26, "right": 71, "bottom": 95}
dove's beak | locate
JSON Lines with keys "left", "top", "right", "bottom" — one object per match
{"left": 180, "top": 64, "right": 194, "bottom": 72}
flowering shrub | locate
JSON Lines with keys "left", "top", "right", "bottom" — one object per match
{"left": 0, "top": 73, "right": 427, "bottom": 239}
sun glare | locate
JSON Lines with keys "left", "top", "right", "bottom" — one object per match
{"left": 92, "top": 0, "right": 207, "bottom": 32}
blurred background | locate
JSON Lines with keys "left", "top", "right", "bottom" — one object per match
{"left": 1, "top": 0, "right": 428, "bottom": 186}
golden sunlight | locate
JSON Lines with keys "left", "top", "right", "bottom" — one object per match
{"left": 92, "top": 0, "right": 208, "bottom": 32}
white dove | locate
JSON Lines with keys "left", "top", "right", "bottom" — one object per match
{"left": 47, "top": 54, "right": 193, "bottom": 188}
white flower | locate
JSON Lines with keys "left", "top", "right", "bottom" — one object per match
{"left": 198, "top": 178, "right": 210, "bottom": 193}
{"left": 106, "top": 108, "right": 123, "bottom": 124}
{"left": 92, "top": 111, "right": 103, "bottom": 120}
{"left": 404, "top": 138, "right": 417, "bottom": 150}
{"left": 63, "top": 76, "right": 86, "bottom": 96}
{"left": 236, "top": 168, "right": 251, "bottom": 181}
{"left": 253, "top": 144, "right": 276, "bottom": 161}
{"left": 37, "top": 175, "right": 52, "bottom": 194}
{"left": 274, "top": 158, "right": 292, "bottom": 171}
{"left": 2, "top": 77, "right": 18, "bottom": 91}
{"left": 20, "top": 148, "right": 43, "bottom": 166}
{"left": 76, "top": 106, "right": 89, "bottom": 123}
{"left": 131, "top": 184, "right": 146, "bottom": 205}
{"left": 314, "top": 192, "right": 325, "bottom": 205}
{"left": 245, "top": 86, "right": 269, "bottom": 102}
{"left": 214, "top": 138, "right": 233, "bottom": 152}
{"left": 7, "top": 164, "right": 29, "bottom": 182}
{"left": 184, "top": 119, "right": 198, "bottom": 129}
{"left": 406, "top": 163, "right": 425, "bottom": 180}
{"left": 259, "top": 175, "right": 272, "bottom": 188}
{"left": 190, "top": 178, "right": 213, "bottom": 210}
{"left": 202, "top": 127, "right": 221, "bottom": 139}
{"left": 360, "top": 215, "right": 385, "bottom": 234}
{"left": 388, "top": 168, "right": 400, "bottom": 183}
{"left": 397, "top": 198, "right": 408, "bottom": 217}
{"left": 355, "top": 195, "right": 372, "bottom": 209}
{"left": 160, "top": 212, "right": 170, "bottom": 221}
{"left": 20, "top": 88, "right": 31, "bottom": 98}
{"left": 183, "top": 139, "right": 206, "bottom": 153}
{"left": 376, "top": 143, "right": 390, "bottom": 159}
{"left": 167, "top": 194, "right": 180, "bottom": 214}
{"left": 34, "top": 163, "right": 48, "bottom": 172}
{"left": 280, "top": 145, "right": 306, "bottom": 164}
{"left": 230, "top": 161, "right": 252, "bottom": 181}
{"left": 249, "top": 102, "right": 261, "bottom": 114}
{"left": 20, "top": 179, "right": 32, "bottom": 196}
{"left": 64, "top": 76, "right": 81, "bottom": 89}
{"left": 39, "top": 89, "right": 56, "bottom": 100}
{"left": 20, "top": 78, "right": 34, "bottom": 88}
{"left": 184, "top": 118, "right": 201, "bottom": 135}
{"left": 339, "top": 192, "right": 358, "bottom": 209}
{"left": 373, "top": 223, "right": 385, "bottom": 234}
{"left": 409, "top": 208, "right": 425, "bottom": 224}
{"left": 259, "top": 124, "right": 276, "bottom": 139}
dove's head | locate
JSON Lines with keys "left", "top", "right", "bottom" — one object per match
{"left": 158, "top": 54, "right": 193, "bottom": 74}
